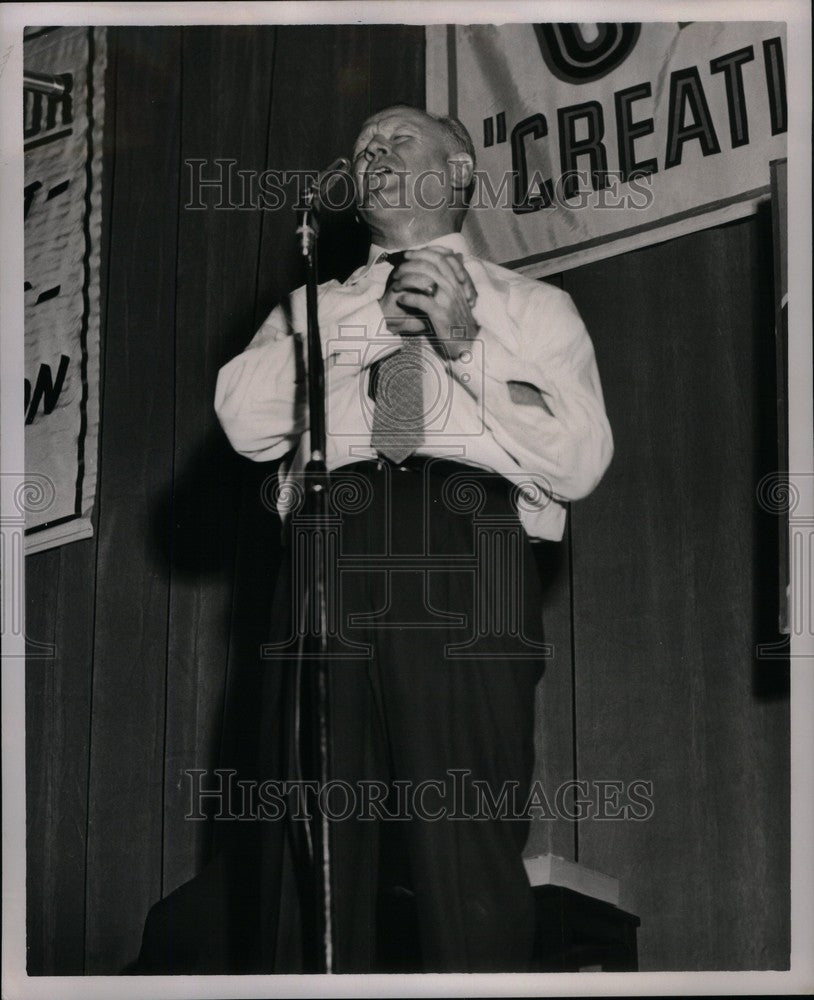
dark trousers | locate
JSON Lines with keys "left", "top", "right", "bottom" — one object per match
{"left": 282, "top": 458, "right": 546, "bottom": 972}
{"left": 132, "top": 458, "right": 547, "bottom": 975}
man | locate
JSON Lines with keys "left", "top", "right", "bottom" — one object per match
{"left": 215, "top": 105, "right": 613, "bottom": 972}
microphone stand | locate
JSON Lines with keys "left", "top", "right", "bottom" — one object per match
{"left": 296, "top": 178, "right": 334, "bottom": 973}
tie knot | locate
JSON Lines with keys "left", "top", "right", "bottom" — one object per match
{"left": 379, "top": 250, "right": 408, "bottom": 268}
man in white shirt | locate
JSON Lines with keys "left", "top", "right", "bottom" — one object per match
{"left": 215, "top": 105, "right": 612, "bottom": 972}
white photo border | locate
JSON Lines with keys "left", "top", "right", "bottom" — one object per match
{"left": 2, "top": 2, "right": 811, "bottom": 998}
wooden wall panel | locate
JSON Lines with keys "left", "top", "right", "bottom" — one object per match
{"left": 368, "top": 25, "right": 429, "bottom": 120}
{"left": 83, "top": 27, "right": 182, "bottom": 973}
{"left": 162, "top": 24, "right": 279, "bottom": 898}
{"left": 25, "top": 553, "right": 59, "bottom": 975}
{"left": 25, "top": 543, "right": 95, "bottom": 974}
{"left": 255, "top": 24, "right": 374, "bottom": 320}
{"left": 526, "top": 534, "right": 577, "bottom": 861}
{"left": 564, "top": 214, "right": 789, "bottom": 970}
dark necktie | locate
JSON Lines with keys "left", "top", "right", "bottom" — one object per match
{"left": 370, "top": 251, "right": 425, "bottom": 464}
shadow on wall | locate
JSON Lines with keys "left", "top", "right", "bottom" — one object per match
{"left": 137, "top": 428, "right": 291, "bottom": 972}
{"left": 148, "top": 426, "right": 287, "bottom": 839}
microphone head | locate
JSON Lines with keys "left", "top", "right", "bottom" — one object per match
{"left": 313, "top": 157, "right": 354, "bottom": 210}
{"left": 323, "top": 156, "right": 351, "bottom": 175}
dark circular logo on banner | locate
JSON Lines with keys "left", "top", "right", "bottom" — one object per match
{"left": 533, "top": 23, "right": 641, "bottom": 84}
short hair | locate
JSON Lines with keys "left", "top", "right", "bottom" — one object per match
{"left": 428, "top": 111, "right": 476, "bottom": 206}
{"left": 432, "top": 113, "right": 477, "bottom": 171}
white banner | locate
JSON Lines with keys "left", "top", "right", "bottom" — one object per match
{"left": 427, "top": 22, "right": 787, "bottom": 277}
{"left": 23, "top": 26, "right": 105, "bottom": 553}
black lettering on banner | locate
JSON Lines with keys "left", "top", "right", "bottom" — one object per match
{"left": 557, "top": 101, "right": 609, "bottom": 199}
{"left": 483, "top": 111, "right": 506, "bottom": 148}
{"left": 665, "top": 67, "right": 722, "bottom": 169}
{"left": 47, "top": 179, "right": 71, "bottom": 201}
{"left": 46, "top": 74, "right": 72, "bottom": 129}
{"left": 483, "top": 115, "right": 493, "bottom": 148}
{"left": 35, "top": 285, "right": 61, "bottom": 304}
{"left": 534, "top": 23, "right": 641, "bottom": 84}
{"left": 24, "top": 179, "right": 42, "bottom": 218}
{"left": 710, "top": 46, "right": 754, "bottom": 148}
{"left": 614, "top": 82, "right": 658, "bottom": 182}
{"left": 45, "top": 73, "right": 73, "bottom": 129}
{"left": 762, "top": 37, "right": 787, "bottom": 135}
{"left": 23, "top": 91, "right": 43, "bottom": 139}
{"left": 23, "top": 73, "right": 73, "bottom": 140}
{"left": 510, "top": 113, "right": 554, "bottom": 213}
{"left": 24, "top": 354, "right": 70, "bottom": 425}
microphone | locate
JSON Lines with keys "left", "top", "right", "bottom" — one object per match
{"left": 310, "top": 157, "right": 353, "bottom": 210}
{"left": 318, "top": 156, "right": 352, "bottom": 179}
{"left": 298, "top": 157, "right": 353, "bottom": 252}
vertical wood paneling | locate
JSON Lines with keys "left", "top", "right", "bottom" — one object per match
{"left": 253, "top": 24, "right": 377, "bottom": 322}
{"left": 368, "top": 25, "right": 427, "bottom": 113}
{"left": 526, "top": 534, "right": 576, "bottom": 860}
{"left": 25, "top": 545, "right": 95, "bottom": 974}
{"left": 162, "top": 24, "right": 279, "bottom": 898}
{"left": 564, "top": 216, "right": 789, "bottom": 970}
{"left": 83, "top": 27, "right": 182, "bottom": 972}
{"left": 25, "top": 552, "right": 59, "bottom": 974}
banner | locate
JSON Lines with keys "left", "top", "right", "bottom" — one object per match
{"left": 23, "top": 26, "right": 106, "bottom": 553}
{"left": 426, "top": 22, "right": 787, "bottom": 277}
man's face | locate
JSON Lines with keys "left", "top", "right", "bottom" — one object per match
{"left": 352, "top": 106, "right": 454, "bottom": 214}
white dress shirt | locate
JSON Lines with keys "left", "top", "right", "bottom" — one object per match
{"left": 215, "top": 232, "right": 613, "bottom": 540}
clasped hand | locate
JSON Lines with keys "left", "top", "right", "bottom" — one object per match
{"left": 378, "top": 246, "right": 479, "bottom": 361}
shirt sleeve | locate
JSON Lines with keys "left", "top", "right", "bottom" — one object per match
{"left": 449, "top": 281, "right": 613, "bottom": 501}
{"left": 214, "top": 287, "right": 390, "bottom": 462}
{"left": 214, "top": 302, "right": 305, "bottom": 461}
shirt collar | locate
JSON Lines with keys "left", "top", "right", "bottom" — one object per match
{"left": 365, "top": 231, "right": 471, "bottom": 268}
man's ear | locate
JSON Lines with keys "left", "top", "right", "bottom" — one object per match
{"left": 448, "top": 152, "right": 474, "bottom": 191}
